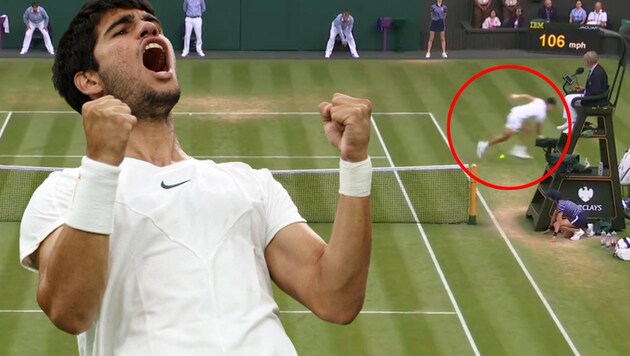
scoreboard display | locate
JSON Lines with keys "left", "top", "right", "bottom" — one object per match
{"left": 528, "top": 21, "right": 601, "bottom": 54}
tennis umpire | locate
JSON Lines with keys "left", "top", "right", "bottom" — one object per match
{"left": 19, "top": 1, "right": 373, "bottom": 354}
{"left": 557, "top": 51, "right": 609, "bottom": 134}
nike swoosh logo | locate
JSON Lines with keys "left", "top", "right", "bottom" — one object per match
{"left": 161, "top": 180, "right": 191, "bottom": 189}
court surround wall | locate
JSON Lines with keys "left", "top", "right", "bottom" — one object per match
{"left": 0, "top": 1, "right": 627, "bottom": 53}
{"left": 0, "top": 0, "right": 421, "bottom": 51}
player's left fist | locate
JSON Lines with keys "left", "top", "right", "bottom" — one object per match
{"left": 318, "top": 93, "right": 372, "bottom": 162}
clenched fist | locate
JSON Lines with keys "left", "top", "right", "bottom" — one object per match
{"left": 81, "top": 95, "right": 137, "bottom": 166}
{"left": 319, "top": 93, "right": 371, "bottom": 162}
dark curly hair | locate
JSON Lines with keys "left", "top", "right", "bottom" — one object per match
{"left": 52, "top": 0, "right": 155, "bottom": 113}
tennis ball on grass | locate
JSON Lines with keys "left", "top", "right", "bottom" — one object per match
{"left": 499, "top": 154, "right": 505, "bottom": 159}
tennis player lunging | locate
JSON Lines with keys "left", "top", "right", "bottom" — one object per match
{"left": 477, "top": 94, "right": 556, "bottom": 159}
{"left": 19, "top": 1, "right": 373, "bottom": 355}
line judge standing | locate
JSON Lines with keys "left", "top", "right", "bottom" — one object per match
{"left": 20, "top": 2, "right": 54, "bottom": 55}
{"left": 182, "top": 0, "right": 206, "bottom": 57}
{"left": 425, "top": 0, "right": 448, "bottom": 59}
{"left": 324, "top": 11, "right": 359, "bottom": 59}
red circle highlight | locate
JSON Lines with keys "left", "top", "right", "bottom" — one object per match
{"left": 447, "top": 65, "right": 572, "bottom": 191}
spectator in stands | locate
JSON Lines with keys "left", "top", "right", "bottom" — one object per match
{"left": 546, "top": 190, "right": 587, "bottom": 241}
{"left": 181, "top": 0, "right": 206, "bottom": 57}
{"left": 537, "top": 0, "right": 557, "bottom": 23}
{"left": 507, "top": 7, "right": 524, "bottom": 28}
{"left": 557, "top": 51, "right": 609, "bottom": 134}
{"left": 324, "top": 11, "right": 359, "bottom": 59}
{"left": 426, "top": 0, "right": 448, "bottom": 59}
{"left": 501, "top": 0, "right": 521, "bottom": 24}
{"left": 569, "top": 1, "right": 587, "bottom": 25}
{"left": 20, "top": 2, "right": 54, "bottom": 55}
{"left": 482, "top": 10, "right": 502, "bottom": 29}
{"left": 472, "top": 0, "right": 493, "bottom": 29}
{"left": 587, "top": 2, "right": 607, "bottom": 28}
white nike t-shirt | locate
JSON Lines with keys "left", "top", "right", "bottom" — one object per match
{"left": 505, "top": 98, "right": 547, "bottom": 131}
{"left": 20, "top": 158, "right": 305, "bottom": 356}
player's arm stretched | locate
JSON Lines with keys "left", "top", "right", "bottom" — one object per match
{"left": 510, "top": 94, "right": 535, "bottom": 102}
{"left": 266, "top": 94, "right": 372, "bottom": 325}
{"left": 549, "top": 208, "right": 558, "bottom": 225}
{"left": 33, "top": 95, "right": 136, "bottom": 335}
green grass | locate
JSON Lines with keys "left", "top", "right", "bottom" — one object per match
{"left": 1, "top": 57, "right": 630, "bottom": 355}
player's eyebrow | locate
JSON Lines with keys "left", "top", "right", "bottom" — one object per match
{"left": 103, "top": 13, "right": 162, "bottom": 36}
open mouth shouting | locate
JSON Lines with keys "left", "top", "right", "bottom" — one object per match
{"left": 141, "top": 37, "right": 174, "bottom": 80}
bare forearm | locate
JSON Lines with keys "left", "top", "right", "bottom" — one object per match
{"left": 511, "top": 94, "right": 534, "bottom": 101}
{"left": 38, "top": 226, "right": 108, "bottom": 334}
{"left": 317, "top": 195, "right": 371, "bottom": 319}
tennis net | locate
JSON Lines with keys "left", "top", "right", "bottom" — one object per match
{"left": 0, "top": 164, "right": 477, "bottom": 224}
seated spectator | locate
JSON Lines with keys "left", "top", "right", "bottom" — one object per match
{"left": 569, "top": 1, "right": 587, "bottom": 25}
{"left": 537, "top": 0, "right": 557, "bottom": 23}
{"left": 482, "top": 10, "right": 502, "bottom": 29}
{"left": 472, "top": 0, "right": 493, "bottom": 29}
{"left": 587, "top": 1, "right": 607, "bottom": 28}
{"left": 501, "top": 0, "right": 521, "bottom": 24}
{"left": 507, "top": 7, "right": 524, "bottom": 28}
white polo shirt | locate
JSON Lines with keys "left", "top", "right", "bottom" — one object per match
{"left": 505, "top": 98, "right": 547, "bottom": 132}
{"left": 20, "top": 158, "right": 305, "bottom": 356}
{"left": 586, "top": 10, "right": 607, "bottom": 27}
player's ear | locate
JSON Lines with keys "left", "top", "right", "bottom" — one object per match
{"left": 74, "top": 70, "right": 104, "bottom": 97}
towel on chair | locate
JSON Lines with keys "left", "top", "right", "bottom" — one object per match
{"left": 0, "top": 15, "right": 9, "bottom": 34}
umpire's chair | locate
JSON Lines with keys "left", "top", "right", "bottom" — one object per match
{"left": 527, "top": 29, "right": 630, "bottom": 231}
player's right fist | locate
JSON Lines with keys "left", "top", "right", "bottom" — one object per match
{"left": 81, "top": 95, "right": 137, "bottom": 166}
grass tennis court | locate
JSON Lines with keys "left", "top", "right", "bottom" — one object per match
{"left": 2, "top": 58, "right": 630, "bottom": 355}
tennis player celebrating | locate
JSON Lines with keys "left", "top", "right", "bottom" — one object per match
{"left": 19, "top": 1, "right": 372, "bottom": 355}
{"left": 477, "top": 94, "right": 556, "bottom": 159}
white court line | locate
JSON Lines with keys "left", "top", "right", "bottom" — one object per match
{"left": 0, "top": 112, "right": 12, "bottom": 141}
{"left": 0, "top": 110, "right": 431, "bottom": 116}
{"left": 370, "top": 115, "right": 481, "bottom": 356}
{"left": 427, "top": 113, "right": 581, "bottom": 356}
{"left": 0, "top": 309, "right": 455, "bottom": 315}
{"left": 0, "top": 154, "right": 387, "bottom": 160}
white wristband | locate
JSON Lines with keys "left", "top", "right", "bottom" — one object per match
{"left": 65, "top": 156, "right": 121, "bottom": 235}
{"left": 339, "top": 157, "right": 372, "bottom": 197}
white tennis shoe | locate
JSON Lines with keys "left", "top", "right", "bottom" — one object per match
{"left": 510, "top": 145, "right": 532, "bottom": 159}
{"left": 571, "top": 229, "right": 585, "bottom": 241}
{"left": 476, "top": 141, "right": 488, "bottom": 159}
{"left": 557, "top": 122, "right": 568, "bottom": 131}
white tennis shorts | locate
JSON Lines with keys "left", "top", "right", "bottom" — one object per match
{"left": 505, "top": 112, "right": 524, "bottom": 132}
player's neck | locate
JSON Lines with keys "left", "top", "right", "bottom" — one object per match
{"left": 125, "top": 117, "right": 190, "bottom": 166}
